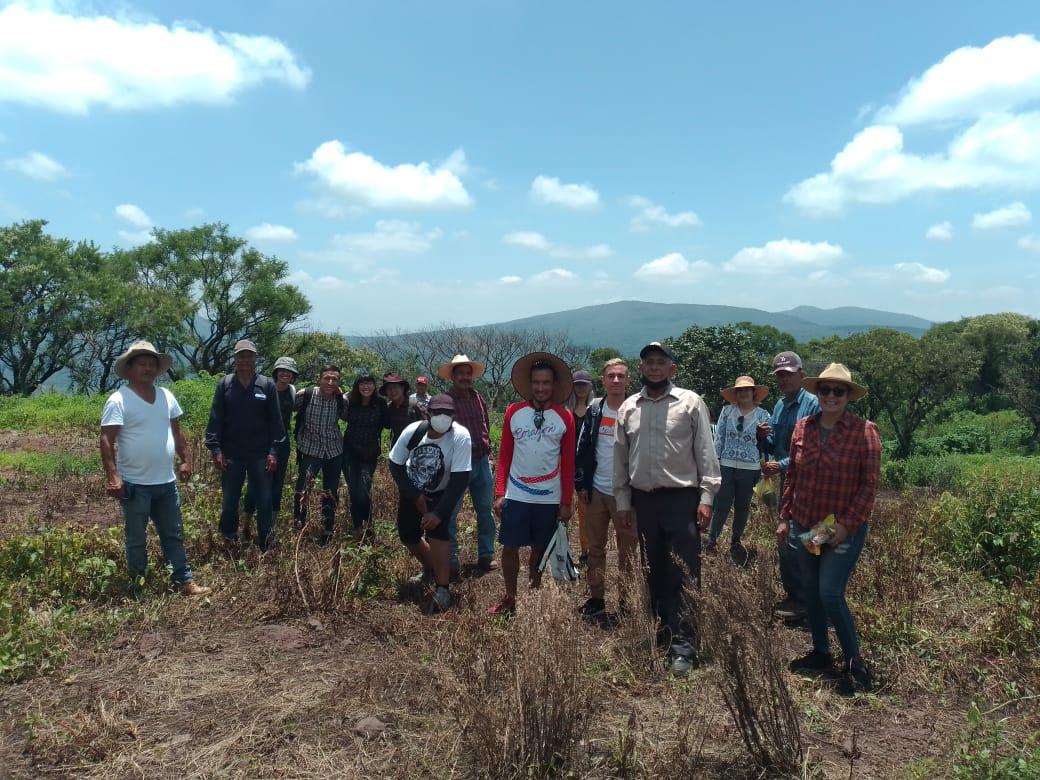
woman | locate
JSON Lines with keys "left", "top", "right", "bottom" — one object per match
{"left": 780, "top": 363, "right": 880, "bottom": 696}
{"left": 707, "top": 375, "right": 771, "bottom": 564}
{"left": 380, "top": 371, "right": 421, "bottom": 446}
{"left": 343, "top": 370, "right": 384, "bottom": 536}
{"left": 565, "top": 370, "right": 594, "bottom": 565}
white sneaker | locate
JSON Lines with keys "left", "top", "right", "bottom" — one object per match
{"left": 408, "top": 570, "right": 434, "bottom": 587}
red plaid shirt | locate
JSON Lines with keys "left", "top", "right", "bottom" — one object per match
{"left": 448, "top": 387, "right": 491, "bottom": 459}
{"left": 780, "top": 411, "right": 881, "bottom": 534}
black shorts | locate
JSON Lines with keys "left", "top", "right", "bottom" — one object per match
{"left": 397, "top": 492, "right": 450, "bottom": 545}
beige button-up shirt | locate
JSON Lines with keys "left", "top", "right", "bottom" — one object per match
{"left": 613, "top": 383, "right": 722, "bottom": 512}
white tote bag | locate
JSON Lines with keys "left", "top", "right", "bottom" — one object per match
{"left": 537, "top": 521, "right": 579, "bottom": 582}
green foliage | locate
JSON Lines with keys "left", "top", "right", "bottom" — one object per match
{"left": 952, "top": 705, "right": 1040, "bottom": 780}
{"left": 0, "top": 451, "right": 100, "bottom": 475}
{"left": 1005, "top": 319, "right": 1040, "bottom": 440}
{"left": 0, "top": 392, "right": 104, "bottom": 431}
{"left": 272, "top": 330, "right": 383, "bottom": 388}
{"left": 168, "top": 374, "right": 220, "bottom": 432}
{"left": 665, "top": 325, "right": 758, "bottom": 415}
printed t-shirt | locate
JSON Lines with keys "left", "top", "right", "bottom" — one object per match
{"left": 593, "top": 403, "right": 618, "bottom": 496}
{"left": 389, "top": 420, "right": 472, "bottom": 495}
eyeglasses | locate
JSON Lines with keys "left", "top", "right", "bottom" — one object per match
{"left": 533, "top": 409, "right": 545, "bottom": 430}
{"left": 817, "top": 384, "right": 848, "bottom": 398}
{"left": 737, "top": 415, "right": 745, "bottom": 432}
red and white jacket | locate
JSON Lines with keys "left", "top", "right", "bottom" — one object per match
{"left": 495, "top": 402, "right": 575, "bottom": 506}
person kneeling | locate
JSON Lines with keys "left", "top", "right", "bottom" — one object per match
{"left": 388, "top": 394, "right": 472, "bottom": 613}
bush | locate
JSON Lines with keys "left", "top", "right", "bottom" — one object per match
{"left": 952, "top": 705, "right": 1040, "bottom": 780}
{"left": 169, "top": 374, "right": 220, "bottom": 433}
{"left": 0, "top": 392, "right": 104, "bottom": 431}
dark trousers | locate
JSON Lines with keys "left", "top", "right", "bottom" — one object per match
{"left": 708, "top": 465, "right": 760, "bottom": 545}
{"left": 243, "top": 442, "right": 290, "bottom": 517}
{"left": 778, "top": 474, "right": 804, "bottom": 605}
{"left": 295, "top": 453, "right": 342, "bottom": 532}
{"left": 342, "top": 450, "right": 376, "bottom": 530}
{"left": 220, "top": 455, "right": 273, "bottom": 548}
{"left": 631, "top": 487, "right": 701, "bottom": 659}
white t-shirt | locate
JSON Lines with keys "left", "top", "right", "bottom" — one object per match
{"left": 592, "top": 402, "right": 619, "bottom": 496}
{"left": 101, "top": 386, "right": 183, "bottom": 485}
{"left": 389, "top": 420, "right": 472, "bottom": 495}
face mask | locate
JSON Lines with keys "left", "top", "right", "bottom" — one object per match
{"left": 430, "top": 414, "right": 453, "bottom": 433}
{"left": 641, "top": 375, "right": 669, "bottom": 391}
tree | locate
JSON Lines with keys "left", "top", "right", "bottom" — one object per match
{"left": 0, "top": 221, "right": 106, "bottom": 396}
{"left": 272, "top": 330, "right": 383, "bottom": 387}
{"left": 733, "top": 322, "right": 797, "bottom": 368}
{"left": 586, "top": 346, "right": 639, "bottom": 397}
{"left": 665, "top": 325, "right": 757, "bottom": 417}
{"left": 835, "top": 328, "right": 976, "bottom": 457}
{"left": 1005, "top": 319, "right": 1040, "bottom": 441}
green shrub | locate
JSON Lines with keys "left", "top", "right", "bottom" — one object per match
{"left": 169, "top": 374, "right": 220, "bottom": 432}
{"left": 916, "top": 422, "right": 991, "bottom": 456}
{"left": 0, "top": 451, "right": 101, "bottom": 475}
{"left": 0, "top": 392, "right": 104, "bottom": 432}
{"left": 952, "top": 705, "right": 1040, "bottom": 780}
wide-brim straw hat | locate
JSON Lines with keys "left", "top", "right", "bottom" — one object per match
{"left": 114, "top": 340, "right": 173, "bottom": 379}
{"left": 438, "top": 354, "right": 486, "bottom": 381}
{"left": 721, "top": 375, "right": 769, "bottom": 404}
{"left": 511, "top": 352, "right": 573, "bottom": 405}
{"left": 802, "top": 362, "right": 868, "bottom": 402}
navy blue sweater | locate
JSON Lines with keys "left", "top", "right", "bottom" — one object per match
{"left": 204, "top": 373, "right": 286, "bottom": 459}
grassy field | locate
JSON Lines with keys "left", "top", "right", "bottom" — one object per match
{"left": 1, "top": 386, "right": 1038, "bottom": 778}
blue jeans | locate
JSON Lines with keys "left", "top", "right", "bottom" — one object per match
{"left": 295, "top": 453, "right": 342, "bottom": 531}
{"left": 119, "top": 481, "right": 192, "bottom": 585}
{"left": 243, "top": 442, "right": 290, "bottom": 517}
{"left": 342, "top": 450, "right": 376, "bottom": 530}
{"left": 220, "top": 455, "right": 274, "bottom": 548}
{"left": 708, "top": 466, "right": 760, "bottom": 544}
{"left": 447, "top": 455, "right": 497, "bottom": 566}
{"left": 794, "top": 520, "right": 868, "bottom": 660}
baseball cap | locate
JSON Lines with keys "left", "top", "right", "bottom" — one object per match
{"left": 233, "top": 339, "right": 258, "bottom": 355}
{"left": 572, "top": 370, "right": 593, "bottom": 384}
{"left": 416, "top": 375, "right": 429, "bottom": 385}
{"left": 427, "top": 393, "right": 455, "bottom": 413}
{"left": 771, "top": 351, "right": 804, "bottom": 374}
{"left": 639, "top": 341, "right": 674, "bottom": 361}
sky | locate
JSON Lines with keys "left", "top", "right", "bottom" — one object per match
{"left": 2, "top": 0, "right": 1040, "bottom": 333}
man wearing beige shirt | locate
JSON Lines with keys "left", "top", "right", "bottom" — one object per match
{"left": 615, "top": 341, "right": 722, "bottom": 674}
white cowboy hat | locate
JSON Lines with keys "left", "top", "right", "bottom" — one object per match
{"left": 721, "top": 375, "right": 769, "bottom": 404}
{"left": 510, "top": 352, "right": 573, "bottom": 405}
{"left": 114, "top": 340, "right": 173, "bottom": 379}
{"left": 802, "top": 363, "right": 868, "bottom": 402}
{"left": 438, "top": 354, "right": 486, "bottom": 381}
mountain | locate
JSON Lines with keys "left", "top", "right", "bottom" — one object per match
{"left": 777, "top": 305, "right": 932, "bottom": 331}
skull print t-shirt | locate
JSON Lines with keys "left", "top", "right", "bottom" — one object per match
{"left": 389, "top": 420, "right": 472, "bottom": 495}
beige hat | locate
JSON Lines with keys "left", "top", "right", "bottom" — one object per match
{"left": 438, "top": 354, "right": 486, "bottom": 381}
{"left": 721, "top": 375, "right": 769, "bottom": 404}
{"left": 802, "top": 363, "right": 867, "bottom": 402}
{"left": 510, "top": 352, "right": 573, "bottom": 405}
{"left": 114, "top": 340, "right": 173, "bottom": 379}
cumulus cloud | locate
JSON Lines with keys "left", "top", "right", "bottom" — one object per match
{"left": 296, "top": 140, "right": 472, "bottom": 210}
{"left": 530, "top": 268, "right": 577, "bottom": 283}
{"left": 502, "top": 231, "right": 611, "bottom": 260}
{"left": 633, "top": 252, "right": 713, "bottom": 283}
{"left": 894, "top": 261, "right": 951, "bottom": 284}
{"left": 971, "top": 202, "right": 1032, "bottom": 230}
{"left": 4, "top": 151, "right": 67, "bottom": 180}
{"left": 926, "top": 221, "right": 953, "bottom": 241}
{"left": 724, "top": 239, "right": 844, "bottom": 273}
{"left": 114, "top": 202, "right": 153, "bottom": 244}
{"left": 0, "top": 2, "right": 310, "bottom": 113}
{"left": 333, "top": 220, "right": 441, "bottom": 254}
{"left": 626, "top": 196, "right": 701, "bottom": 231}
{"left": 245, "top": 223, "right": 298, "bottom": 242}
{"left": 529, "top": 175, "right": 600, "bottom": 210}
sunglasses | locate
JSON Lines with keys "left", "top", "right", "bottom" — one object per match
{"left": 817, "top": 384, "right": 848, "bottom": 398}
{"left": 737, "top": 415, "right": 745, "bottom": 432}
{"left": 533, "top": 409, "right": 545, "bottom": 430}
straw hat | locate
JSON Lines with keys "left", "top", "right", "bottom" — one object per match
{"left": 721, "top": 375, "right": 769, "bottom": 404}
{"left": 802, "top": 363, "right": 867, "bottom": 402}
{"left": 511, "top": 352, "right": 573, "bottom": 405}
{"left": 438, "top": 354, "right": 486, "bottom": 381}
{"left": 114, "top": 340, "right": 173, "bottom": 379}
{"left": 378, "top": 372, "right": 411, "bottom": 398}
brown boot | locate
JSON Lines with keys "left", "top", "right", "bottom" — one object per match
{"left": 180, "top": 582, "right": 212, "bottom": 597}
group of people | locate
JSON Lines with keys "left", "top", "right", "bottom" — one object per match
{"left": 99, "top": 336, "right": 880, "bottom": 696}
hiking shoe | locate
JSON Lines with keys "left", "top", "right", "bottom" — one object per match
{"left": 704, "top": 537, "right": 718, "bottom": 553}
{"left": 430, "top": 586, "right": 453, "bottom": 613}
{"left": 476, "top": 556, "right": 498, "bottom": 573}
{"left": 729, "top": 542, "right": 750, "bottom": 567}
{"left": 773, "top": 598, "right": 806, "bottom": 619}
{"left": 670, "top": 653, "right": 699, "bottom": 675}
{"left": 579, "top": 597, "right": 607, "bottom": 618}
{"left": 180, "top": 582, "right": 212, "bottom": 597}
{"left": 836, "top": 659, "right": 874, "bottom": 696}
{"left": 789, "top": 650, "right": 835, "bottom": 676}
{"left": 408, "top": 569, "right": 435, "bottom": 587}
{"left": 488, "top": 596, "right": 516, "bottom": 616}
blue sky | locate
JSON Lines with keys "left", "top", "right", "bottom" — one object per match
{"left": 2, "top": 1, "right": 1040, "bottom": 333}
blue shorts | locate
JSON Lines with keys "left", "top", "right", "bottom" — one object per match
{"left": 498, "top": 499, "right": 558, "bottom": 549}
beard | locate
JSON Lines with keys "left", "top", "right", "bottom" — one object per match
{"left": 640, "top": 374, "right": 669, "bottom": 391}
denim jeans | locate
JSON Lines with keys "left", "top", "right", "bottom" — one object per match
{"left": 220, "top": 455, "right": 274, "bottom": 548}
{"left": 708, "top": 466, "right": 760, "bottom": 545}
{"left": 295, "top": 453, "right": 342, "bottom": 532}
{"left": 243, "top": 442, "right": 290, "bottom": 517}
{"left": 119, "top": 480, "right": 192, "bottom": 585}
{"left": 794, "top": 520, "right": 868, "bottom": 660}
{"left": 342, "top": 450, "right": 376, "bottom": 530}
{"left": 447, "top": 455, "right": 497, "bottom": 567}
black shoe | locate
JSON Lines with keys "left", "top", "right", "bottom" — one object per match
{"left": 836, "top": 659, "right": 874, "bottom": 696}
{"left": 318, "top": 531, "right": 333, "bottom": 547}
{"left": 774, "top": 598, "right": 806, "bottom": 619}
{"left": 579, "top": 597, "right": 606, "bottom": 618}
{"left": 704, "top": 538, "right": 718, "bottom": 553}
{"left": 729, "top": 542, "right": 750, "bottom": 567}
{"left": 789, "top": 650, "right": 835, "bottom": 676}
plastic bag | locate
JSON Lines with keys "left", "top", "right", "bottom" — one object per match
{"left": 797, "top": 514, "right": 837, "bottom": 555}
{"left": 753, "top": 473, "right": 779, "bottom": 510}
{"left": 537, "top": 521, "right": 579, "bottom": 582}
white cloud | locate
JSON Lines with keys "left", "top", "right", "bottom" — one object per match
{"left": 4, "top": 151, "right": 67, "bottom": 181}
{"left": 633, "top": 252, "right": 712, "bottom": 283}
{"left": 115, "top": 203, "right": 152, "bottom": 229}
{"left": 440, "top": 149, "right": 469, "bottom": 176}
{"left": 1018, "top": 235, "right": 1040, "bottom": 253}
{"left": 894, "top": 261, "right": 951, "bottom": 284}
{"left": 502, "top": 230, "right": 611, "bottom": 260}
{"left": 529, "top": 175, "right": 600, "bottom": 210}
{"left": 245, "top": 223, "right": 298, "bottom": 242}
{"left": 0, "top": 2, "right": 309, "bottom": 114}
{"left": 530, "top": 268, "right": 577, "bottom": 284}
{"left": 117, "top": 229, "right": 152, "bottom": 245}
{"left": 333, "top": 220, "right": 441, "bottom": 254}
{"left": 498, "top": 275, "right": 523, "bottom": 284}
{"left": 926, "top": 221, "right": 953, "bottom": 241}
{"left": 296, "top": 140, "right": 472, "bottom": 210}
{"left": 972, "top": 202, "right": 1032, "bottom": 230}
{"left": 724, "top": 239, "right": 844, "bottom": 273}
{"left": 626, "top": 196, "right": 701, "bottom": 231}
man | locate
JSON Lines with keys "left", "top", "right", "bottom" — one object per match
{"left": 615, "top": 342, "right": 721, "bottom": 674}
{"left": 205, "top": 339, "right": 285, "bottom": 550}
{"left": 242, "top": 355, "right": 297, "bottom": 540}
{"left": 293, "top": 364, "right": 348, "bottom": 546}
{"left": 100, "top": 341, "right": 211, "bottom": 596}
{"left": 490, "top": 352, "right": 576, "bottom": 615}
{"left": 389, "top": 394, "right": 472, "bottom": 613}
{"left": 442, "top": 355, "right": 497, "bottom": 576}
{"left": 756, "top": 351, "right": 820, "bottom": 622}
{"left": 409, "top": 375, "right": 432, "bottom": 416}
{"left": 574, "top": 358, "right": 639, "bottom": 618}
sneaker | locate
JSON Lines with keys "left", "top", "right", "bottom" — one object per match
{"left": 488, "top": 596, "right": 516, "bottom": 616}
{"left": 836, "top": 658, "right": 874, "bottom": 696}
{"left": 578, "top": 597, "right": 607, "bottom": 618}
{"left": 773, "top": 598, "right": 806, "bottom": 619}
{"left": 729, "top": 542, "right": 750, "bottom": 567}
{"left": 704, "top": 538, "right": 718, "bottom": 553}
{"left": 408, "top": 570, "right": 435, "bottom": 587}
{"left": 670, "top": 653, "right": 699, "bottom": 675}
{"left": 789, "top": 650, "right": 835, "bottom": 676}
{"left": 430, "top": 586, "right": 453, "bottom": 613}
{"left": 476, "top": 557, "right": 498, "bottom": 573}
{"left": 180, "top": 582, "right": 212, "bottom": 597}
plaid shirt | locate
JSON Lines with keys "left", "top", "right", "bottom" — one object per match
{"left": 780, "top": 411, "right": 881, "bottom": 534}
{"left": 295, "top": 389, "right": 345, "bottom": 459}
{"left": 448, "top": 387, "right": 491, "bottom": 458}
